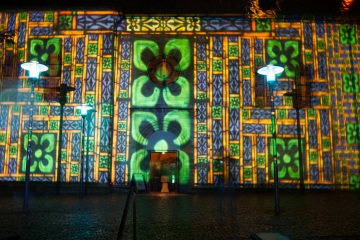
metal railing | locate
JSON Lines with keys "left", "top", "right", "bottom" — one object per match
{"left": 117, "top": 183, "right": 137, "bottom": 240}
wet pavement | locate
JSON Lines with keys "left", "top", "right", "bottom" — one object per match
{"left": 0, "top": 189, "right": 359, "bottom": 240}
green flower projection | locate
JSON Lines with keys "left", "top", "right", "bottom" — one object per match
{"left": 130, "top": 38, "right": 192, "bottom": 185}
{"left": 59, "top": 15, "right": 73, "bottom": 30}
{"left": 339, "top": 25, "right": 356, "bottom": 44}
{"left": 130, "top": 110, "right": 191, "bottom": 183}
{"left": 256, "top": 19, "right": 271, "bottom": 31}
{"left": 28, "top": 38, "right": 62, "bottom": 76}
{"left": 268, "top": 138, "right": 303, "bottom": 179}
{"left": 21, "top": 133, "right": 56, "bottom": 174}
{"left": 132, "top": 39, "right": 191, "bottom": 107}
{"left": 346, "top": 123, "right": 360, "bottom": 144}
{"left": 266, "top": 40, "right": 301, "bottom": 78}
{"left": 349, "top": 175, "right": 360, "bottom": 189}
{"left": 342, "top": 73, "right": 359, "bottom": 93}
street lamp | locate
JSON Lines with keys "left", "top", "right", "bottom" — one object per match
{"left": 257, "top": 64, "right": 284, "bottom": 214}
{"left": 284, "top": 84, "right": 305, "bottom": 191}
{"left": 56, "top": 84, "right": 75, "bottom": 194}
{"left": 76, "top": 104, "right": 93, "bottom": 197}
{"left": 85, "top": 107, "right": 96, "bottom": 194}
{"left": 21, "top": 61, "right": 48, "bottom": 214}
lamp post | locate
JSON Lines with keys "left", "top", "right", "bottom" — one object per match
{"left": 76, "top": 104, "right": 93, "bottom": 197}
{"left": 258, "top": 64, "right": 284, "bottom": 215}
{"left": 21, "top": 61, "right": 48, "bottom": 215}
{"left": 85, "top": 108, "right": 96, "bottom": 194}
{"left": 56, "top": 84, "right": 75, "bottom": 194}
{"left": 284, "top": 84, "right": 305, "bottom": 191}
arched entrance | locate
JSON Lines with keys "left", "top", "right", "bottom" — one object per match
{"left": 129, "top": 115, "right": 191, "bottom": 193}
{"left": 149, "top": 151, "right": 178, "bottom": 192}
{"left": 146, "top": 130, "right": 179, "bottom": 193}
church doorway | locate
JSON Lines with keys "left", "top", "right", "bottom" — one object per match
{"left": 149, "top": 151, "right": 178, "bottom": 193}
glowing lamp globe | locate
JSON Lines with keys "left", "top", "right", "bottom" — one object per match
{"left": 76, "top": 104, "right": 93, "bottom": 117}
{"left": 257, "top": 64, "right": 284, "bottom": 83}
{"left": 21, "top": 61, "right": 48, "bottom": 79}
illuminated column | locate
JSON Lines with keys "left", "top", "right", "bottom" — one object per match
{"left": 76, "top": 104, "right": 94, "bottom": 197}
{"left": 20, "top": 61, "right": 48, "bottom": 214}
{"left": 258, "top": 64, "right": 284, "bottom": 214}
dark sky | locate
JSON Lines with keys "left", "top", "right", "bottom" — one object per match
{"left": 0, "top": 0, "right": 359, "bottom": 18}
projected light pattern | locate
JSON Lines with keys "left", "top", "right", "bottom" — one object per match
{"left": 268, "top": 138, "right": 303, "bottom": 179}
{"left": 130, "top": 38, "right": 192, "bottom": 185}
{"left": 0, "top": 11, "right": 359, "bottom": 190}
{"left": 20, "top": 133, "right": 56, "bottom": 174}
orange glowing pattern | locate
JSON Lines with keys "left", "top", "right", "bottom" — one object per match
{"left": 341, "top": 0, "right": 354, "bottom": 12}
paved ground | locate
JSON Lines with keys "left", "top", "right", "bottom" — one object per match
{"left": 0, "top": 189, "right": 359, "bottom": 240}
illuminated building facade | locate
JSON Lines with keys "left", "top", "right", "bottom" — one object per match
{"left": 0, "top": 0, "right": 359, "bottom": 192}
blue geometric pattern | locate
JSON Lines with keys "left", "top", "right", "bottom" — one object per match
{"left": 316, "top": 23, "right": 325, "bottom": 38}
{"left": 323, "top": 151, "right": 332, "bottom": 182}
{"left": 308, "top": 120, "right": 318, "bottom": 148}
{"left": 101, "top": 72, "right": 112, "bottom": 103}
{"left": 120, "top": 70, "right": 129, "bottom": 90}
{"left": 118, "top": 102, "right": 128, "bottom": 121}
{"left": 304, "top": 22, "right": 313, "bottom": 50}
{"left": 197, "top": 133, "right": 208, "bottom": 156}
{"left": 243, "top": 136, "right": 252, "bottom": 166}
{"left": 63, "top": 66, "right": 71, "bottom": 85}
{"left": 117, "top": 132, "right": 127, "bottom": 153}
{"left": 241, "top": 39, "right": 250, "bottom": 65}
{"left": 212, "top": 36, "right": 223, "bottom": 57}
{"left": 251, "top": 109, "right": 271, "bottom": 119}
{"left": 197, "top": 103, "right": 207, "bottom": 123}
{"left": 64, "top": 37, "right": 72, "bottom": 52}
{"left": 18, "top": 23, "right": 26, "bottom": 48}
{"left": 279, "top": 125, "right": 298, "bottom": 135}
{"left": 212, "top": 75, "right": 223, "bottom": 106}
{"left": 275, "top": 28, "right": 299, "bottom": 37}
{"left": 242, "top": 80, "right": 251, "bottom": 106}
{"left": 288, "top": 109, "right": 305, "bottom": 119}
{"left": 229, "top": 109, "right": 240, "bottom": 141}
{"left": 196, "top": 42, "right": 206, "bottom": 61}
{"left": 229, "top": 60, "right": 239, "bottom": 94}
{"left": 0, "top": 146, "right": 4, "bottom": 174}
{"left": 212, "top": 120, "right": 223, "bottom": 155}
{"left": 201, "top": 18, "right": 251, "bottom": 31}
{"left": 10, "top": 116, "right": 19, "bottom": 143}
{"left": 8, "top": 158, "right": 17, "bottom": 174}
{"left": 254, "top": 39, "right": 262, "bottom": 54}
{"left": 77, "top": 14, "right": 126, "bottom": 30}
{"left": 310, "top": 164, "right": 319, "bottom": 182}
{"left": 76, "top": 38, "right": 85, "bottom": 64}
{"left": 86, "top": 58, "right": 97, "bottom": 91}
{"left": 71, "top": 132, "right": 81, "bottom": 161}
{"left": 318, "top": 52, "right": 327, "bottom": 79}
{"left": 257, "top": 137, "right": 265, "bottom": 153}
{"left": 121, "top": 41, "right": 131, "bottom": 60}
{"left": 102, "top": 33, "right": 113, "bottom": 54}
{"left": 100, "top": 117, "right": 111, "bottom": 152}
{"left": 0, "top": 106, "right": 9, "bottom": 130}
{"left": 74, "top": 78, "right": 82, "bottom": 103}
{"left": 29, "top": 12, "right": 44, "bottom": 22}
{"left": 320, "top": 110, "right": 330, "bottom": 136}
{"left": 257, "top": 168, "right": 266, "bottom": 185}
{"left": 197, "top": 72, "right": 207, "bottom": 92}
{"left": 242, "top": 124, "right": 265, "bottom": 134}
{"left": 30, "top": 27, "right": 52, "bottom": 36}
{"left": 229, "top": 159, "right": 240, "bottom": 184}
{"left": 7, "top": 13, "right": 16, "bottom": 32}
